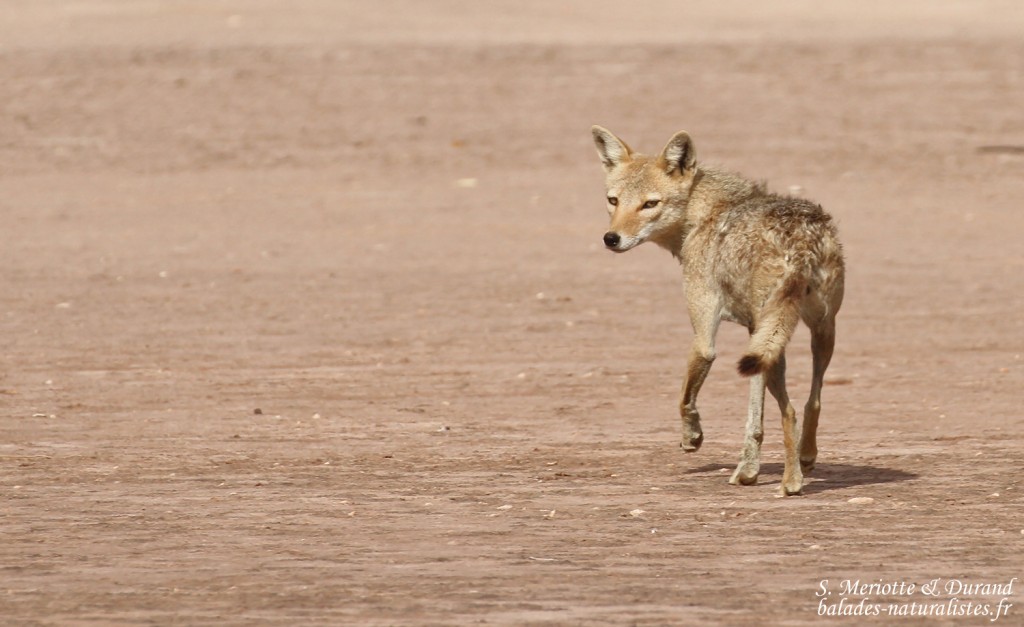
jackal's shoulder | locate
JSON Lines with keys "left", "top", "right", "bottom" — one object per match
{"left": 698, "top": 167, "right": 835, "bottom": 231}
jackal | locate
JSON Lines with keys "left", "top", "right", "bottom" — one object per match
{"left": 591, "top": 126, "right": 845, "bottom": 496}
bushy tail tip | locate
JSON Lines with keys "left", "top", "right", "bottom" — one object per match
{"left": 737, "top": 354, "right": 766, "bottom": 377}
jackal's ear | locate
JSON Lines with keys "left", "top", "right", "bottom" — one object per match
{"left": 659, "top": 131, "right": 696, "bottom": 176}
{"left": 592, "top": 125, "right": 632, "bottom": 171}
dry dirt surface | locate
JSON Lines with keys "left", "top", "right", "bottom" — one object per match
{"left": 2, "top": 1, "right": 1023, "bottom": 625}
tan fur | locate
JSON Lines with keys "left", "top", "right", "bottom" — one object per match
{"left": 592, "top": 125, "right": 845, "bottom": 496}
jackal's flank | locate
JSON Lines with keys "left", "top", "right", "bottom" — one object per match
{"left": 592, "top": 126, "right": 845, "bottom": 496}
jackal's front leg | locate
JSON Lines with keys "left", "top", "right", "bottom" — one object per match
{"left": 679, "top": 303, "right": 721, "bottom": 452}
{"left": 679, "top": 344, "right": 715, "bottom": 452}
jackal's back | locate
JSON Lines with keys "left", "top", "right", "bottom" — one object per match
{"left": 685, "top": 171, "right": 845, "bottom": 326}
{"left": 721, "top": 192, "right": 842, "bottom": 277}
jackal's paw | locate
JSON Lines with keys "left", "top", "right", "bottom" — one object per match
{"left": 680, "top": 430, "right": 703, "bottom": 452}
{"left": 779, "top": 474, "right": 804, "bottom": 496}
{"left": 729, "top": 463, "right": 759, "bottom": 486}
{"left": 800, "top": 456, "right": 816, "bottom": 474}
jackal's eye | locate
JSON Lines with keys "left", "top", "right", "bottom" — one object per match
{"left": 607, "top": 196, "right": 618, "bottom": 206}
{"left": 642, "top": 199, "right": 661, "bottom": 209}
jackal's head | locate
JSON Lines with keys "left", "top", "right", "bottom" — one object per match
{"left": 591, "top": 126, "right": 697, "bottom": 253}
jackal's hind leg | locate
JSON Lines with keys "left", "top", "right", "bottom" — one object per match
{"left": 766, "top": 355, "right": 802, "bottom": 495}
{"left": 730, "top": 373, "right": 765, "bottom": 486}
{"left": 801, "top": 321, "right": 836, "bottom": 473}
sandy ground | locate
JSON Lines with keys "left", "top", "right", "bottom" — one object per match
{"left": 1, "top": 1, "right": 1023, "bottom": 624}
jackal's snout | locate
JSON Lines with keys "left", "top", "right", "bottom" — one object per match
{"left": 603, "top": 231, "right": 621, "bottom": 250}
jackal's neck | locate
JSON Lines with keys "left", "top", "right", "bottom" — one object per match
{"left": 655, "top": 166, "right": 765, "bottom": 261}
{"left": 653, "top": 217, "right": 688, "bottom": 260}
{"left": 690, "top": 167, "right": 765, "bottom": 223}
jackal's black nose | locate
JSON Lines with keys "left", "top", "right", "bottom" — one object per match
{"left": 603, "top": 232, "right": 620, "bottom": 248}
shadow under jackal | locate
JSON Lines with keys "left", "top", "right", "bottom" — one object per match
{"left": 592, "top": 126, "right": 845, "bottom": 496}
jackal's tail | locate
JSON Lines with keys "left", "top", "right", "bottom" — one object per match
{"left": 737, "top": 275, "right": 805, "bottom": 377}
